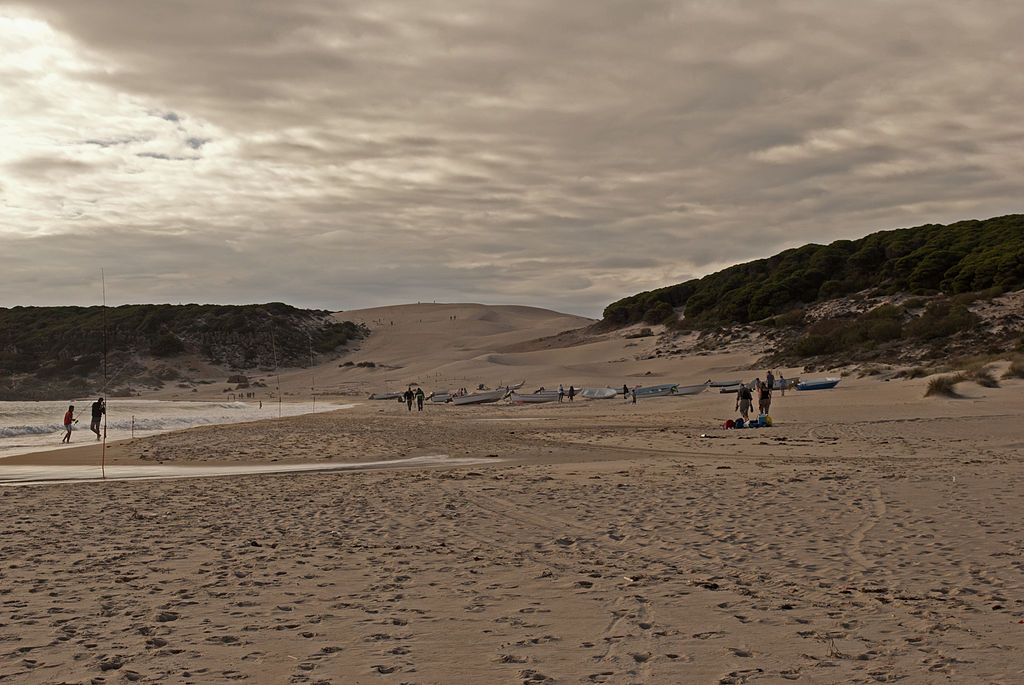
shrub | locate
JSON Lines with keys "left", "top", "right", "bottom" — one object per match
{"left": 625, "top": 328, "right": 655, "bottom": 339}
{"left": 904, "top": 301, "right": 980, "bottom": 340}
{"left": 896, "top": 367, "right": 930, "bottom": 379}
{"left": 968, "top": 368, "right": 999, "bottom": 387}
{"left": 925, "top": 374, "right": 963, "bottom": 397}
{"left": 774, "top": 309, "right": 806, "bottom": 327}
{"left": 1002, "top": 359, "right": 1024, "bottom": 379}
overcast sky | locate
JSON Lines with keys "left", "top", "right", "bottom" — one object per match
{"left": 2, "top": 1, "right": 1022, "bottom": 318}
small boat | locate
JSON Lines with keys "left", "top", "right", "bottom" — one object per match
{"left": 450, "top": 388, "right": 509, "bottom": 405}
{"left": 709, "top": 379, "right": 742, "bottom": 388}
{"left": 368, "top": 392, "right": 402, "bottom": 400}
{"left": 634, "top": 383, "right": 679, "bottom": 397}
{"left": 507, "top": 380, "right": 526, "bottom": 390}
{"left": 579, "top": 387, "right": 618, "bottom": 399}
{"left": 671, "top": 382, "right": 709, "bottom": 396}
{"left": 429, "top": 390, "right": 452, "bottom": 403}
{"left": 508, "top": 391, "right": 560, "bottom": 404}
{"left": 796, "top": 377, "right": 841, "bottom": 391}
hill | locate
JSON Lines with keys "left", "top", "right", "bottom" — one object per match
{"left": 602, "top": 214, "right": 1024, "bottom": 328}
{"left": 0, "top": 303, "right": 366, "bottom": 400}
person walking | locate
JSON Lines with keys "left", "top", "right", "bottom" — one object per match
{"left": 415, "top": 387, "right": 425, "bottom": 411}
{"left": 765, "top": 370, "right": 775, "bottom": 392}
{"left": 779, "top": 374, "right": 786, "bottom": 396}
{"left": 623, "top": 384, "right": 629, "bottom": 401}
{"left": 90, "top": 397, "right": 105, "bottom": 440}
{"left": 403, "top": 387, "right": 414, "bottom": 411}
{"left": 631, "top": 386, "right": 637, "bottom": 404}
{"left": 735, "top": 384, "right": 753, "bottom": 421}
{"left": 558, "top": 385, "right": 565, "bottom": 403}
{"left": 61, "top": 405, "right": 76, "bottom": 444}
{"left": 568, "top": 385, "right": 575, "bottom": 402}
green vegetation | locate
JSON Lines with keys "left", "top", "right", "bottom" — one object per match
{"left": 0, "top": 304, "right": 367, "bottom": 398}
{"left": 784, "top": 298, "right": 984, "bottom": 360}
{"left": 602, "top": 214, "right": 1024, "bottom": 327}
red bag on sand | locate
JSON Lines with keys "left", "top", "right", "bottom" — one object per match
{"left": 725, "top": 419, "right": 735, "bottom": 429}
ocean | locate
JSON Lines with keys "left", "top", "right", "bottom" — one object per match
{"left": 0, "top": 399, "right": 354, "bottom": 460}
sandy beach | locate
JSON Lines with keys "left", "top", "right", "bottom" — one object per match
{"left": 2, "top": 304, "right": 1022, "bottom": 683}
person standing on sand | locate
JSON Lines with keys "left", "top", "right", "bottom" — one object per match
{"left": 736, "top": 384, "right": 753, "bottom": 420}
{"left": 568, "top": 385, "right": 575, "bottom": 402}
{"left": 404, "top": 387, "right": 414, "bottom": 411}
{"left": 558, "top": 385, "right": 565, "bottom": 403}
{"left": 779, "top": 374, "right": 786, "bottom": 396}
{"left": 61, "top": 405, "right": 76, "bottom": 443}
{"left": 765, "top": 370, "right": 775, "bottom": 392}
{"left": 758, "top": 382, "right": 772, "bottom": 415}
{"left": 415, "top": 387, "right": 425, "bottom": 411}
{"left": 631, "top": 386, "right": 637, "bottom": 404}
{"left": 623, "top": 384, "right": 629, "bottom": 401}
{"left": 90, "top": 397, "right": 105, "bottom": 440}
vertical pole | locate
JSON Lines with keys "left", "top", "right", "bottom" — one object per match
{"left": 101, "top": 268, "right": 107, "bottom": 480}
{"left": 309, "top": 334, "right": 315, "bottom": 414}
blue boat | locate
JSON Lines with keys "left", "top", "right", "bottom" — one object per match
{"left": 796, "top": 377, "right": 841, "bottom": 391}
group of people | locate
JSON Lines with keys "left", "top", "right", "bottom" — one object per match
{"left": 402, "top": 386, "right": 426, "bottom": 411}
{"left": 61, "top": 397, "right": 105, "bottom": 444}
{"left": 557, "top": 385, "right": 575, "bottom": 402}
{"left": 735, "top": 371, "right": 777, "bottom": 420}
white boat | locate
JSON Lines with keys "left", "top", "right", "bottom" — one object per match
{"left": 579, "top": 387, "right": 618, "bottom": 399}
{"left": 709, "top": 379, "right": 741, "bottom": 388}
{"left": 368, "top": 392, "right": 402, "bottom": 400}
{"left": 508, "top": 391, "right": 560, "bottom": 404}
{"left": 429, "top": 390, "right": 452, "bottom": 402}
{"left": 450, "top": 388, "right": 508, "bottom": 405}
{"left": 671, "top": 382, "right": 709, "bottom": 396}
{"left": 634, "top": 383, "right": 679, "bottom": 397}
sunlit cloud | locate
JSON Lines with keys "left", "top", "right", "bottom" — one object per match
{"left": 1, "top": 2, "right": 1023, "bottom": 317}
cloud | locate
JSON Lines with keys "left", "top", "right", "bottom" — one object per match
{"left": 1, "top": 2, "right": 1023, "bottom": 317}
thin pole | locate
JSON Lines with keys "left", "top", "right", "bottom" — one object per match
{"left": 309, "top": 334, "right": 315, "bottom": 413}
{"left": 269, "top": 325, "right": 281, "bottom": 419}
{"left": 101, "top": 268, "right": 107, "bottom": 480}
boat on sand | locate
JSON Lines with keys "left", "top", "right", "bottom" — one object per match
{"left": 671, "top": 382, "right": 709, "bottom": 396}
{"left": 634, "top": 383, "right": 679, "bottom": 397}
{"left": 450, "top": 388, "right": 509, "bottom": 405}
{"left": 579, "top": 387, "right": 618, "bottom": 399}
{"left": 508, "top": 391, "right": 560, "bottom": 404}
{"left": 368, "top": 392, "right": 402, "bottom": 400}
{"left": 797, "top": 377, "right": 841, "bottom": 391}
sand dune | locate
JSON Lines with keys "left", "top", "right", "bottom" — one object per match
{"left": 2, "top": 303, "right": 1023, "bottom": 683}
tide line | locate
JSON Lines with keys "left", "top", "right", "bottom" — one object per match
{"left": 0, "top": 454, "right": 497, "bottom": 486}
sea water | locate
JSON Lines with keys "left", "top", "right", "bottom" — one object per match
{"left": 0, "top": 399, "right": 354, "bottom": 460}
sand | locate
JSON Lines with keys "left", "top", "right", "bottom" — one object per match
{"left": 2, "top": 303, "right": 1023, "bottom": 683}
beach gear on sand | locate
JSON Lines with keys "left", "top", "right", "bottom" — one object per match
{"left": 724, "top": 419, "right": 735, "bottom": 429}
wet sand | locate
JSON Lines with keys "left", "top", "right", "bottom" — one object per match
{"left": 2, "top": 376, "right": 1023, "bottom": 683}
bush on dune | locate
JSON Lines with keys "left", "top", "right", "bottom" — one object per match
{"left": 925, "top": 374, "right": 963, "bottom": 397}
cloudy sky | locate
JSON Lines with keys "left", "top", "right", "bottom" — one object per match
{"left": 2, "top": 1, "right": 1022, "bottom": 317}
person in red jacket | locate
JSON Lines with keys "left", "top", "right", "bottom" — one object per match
{"left": 61, "top": 405, "right": 77, "bottom": 444}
